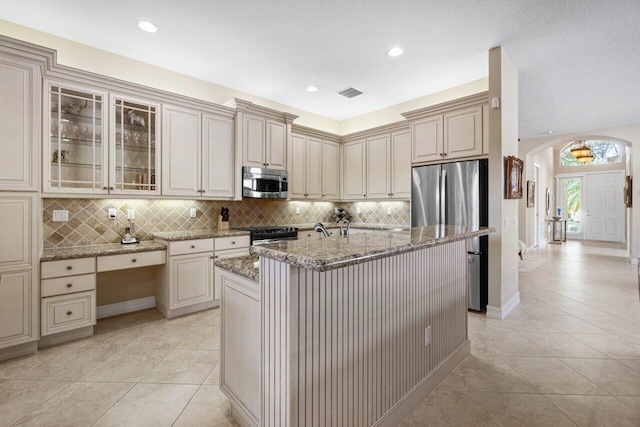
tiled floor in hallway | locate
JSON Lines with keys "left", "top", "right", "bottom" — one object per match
{"left": 0, "top": 240, "right": 638, "bottom": 426}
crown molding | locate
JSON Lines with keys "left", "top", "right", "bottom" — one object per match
{"left": 341, "top": 120, "right": 410, "bottom": 143}
{"left": 0, "top": 35, "right": 236, "bottom": 117}
{"left": 291, "top": 124, "right": 341, "bottom": 142}
{"left": 231, "top": 98, "right": 299, "bottom": 123}
{"left": 401, "top": 91, "right": 489, "bottom": 121}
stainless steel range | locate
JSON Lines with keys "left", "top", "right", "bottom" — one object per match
{"left": 233, "top": 226, "right": 298, "bottom": 244}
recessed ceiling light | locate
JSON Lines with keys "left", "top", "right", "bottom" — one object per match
{"left": 138, "top": 20, "right": 158, "bottom": 33}
{"left": 307, "top": 86, "right": 318, "bottom": 93}
{"left": 388, "top": 47, "right": 404, "bottom": 57}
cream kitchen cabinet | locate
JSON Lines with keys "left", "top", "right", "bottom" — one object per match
{"left": 157, "top": 236, "right": 250, "bottom": 318}
{"left": 44, "top": 82, "right": 162, "bottom": 195}
{"left": 322, "top": 140, "right": 340, "bottom": 200}
{"left": 40, "top": 256, "right": 96, "bottom": 338}
{"left": 0, "top": 56, "right": 40, "bottom": 191}
{"left": 403, "top": 93, "right": 489, "bottom": 165}
{"left": 162, "top": 105, "right": 235, "bottom": 198}
{"left": 243, "top": 115, "right": 287, "bottom": 170}
{"left": 342, "top": 139, "right": 367, "bottom": 200}
{"left": 342, "top": 128, "right": 411, "bottom": 201}
{"left": 290, "top": 133, "right": 322, "bottom": 199}
{"left": 0, "top": 194, "right": 38, "bottom": 356}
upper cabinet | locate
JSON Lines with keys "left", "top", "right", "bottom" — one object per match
{"left": 236, "top": 100, "right": 296, "bottom": 172}
{"left": 403, "top": 92, "right": 489, "bottom": 165}
{"left": 0, "top": 57, "right": 40, "bottom": 191}
{"left": 289, "top": 133, "right": 325, "bottom": 199}
{"left": 322, "top": 140, "right": 340, "bottom": 200}
{"left": 44, "top": 82, "right": 109, "bottom": 194}
{"left": 162, "top": 104, "right": 235, "bottom": 198}
{"left": 342, "top": 123, "right": 411, "bottom": 201}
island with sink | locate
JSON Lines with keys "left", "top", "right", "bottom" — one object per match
{"left": 214, "top": 224, "right": 494, "bottom": 427}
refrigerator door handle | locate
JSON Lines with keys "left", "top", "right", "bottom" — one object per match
{"left": 440, "top": 170, "right": 447, "bottom": 224}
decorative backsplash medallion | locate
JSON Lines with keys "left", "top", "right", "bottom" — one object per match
{"left": 43, "top": 198, "right": 410, "bottom": 249}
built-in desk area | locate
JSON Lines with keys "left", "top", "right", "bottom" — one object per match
{"left": 546, "top": 218, "right": 568, "bottom": 244}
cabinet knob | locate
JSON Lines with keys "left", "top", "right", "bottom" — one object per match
{"left": 201, "top": 190, "right": 205, "bottom": 193}
{"left": 66, "top": 311, "right": 72, "bottom": 316}
{"left": 109, "top": 186, "right": 115, "bottom": 190}
{"left": 322, "top": 194, "right": 325, "bottom": 197}
{"left": 131, "top": 258, "right": 137, "bottom": 263}
{"left": 363, "top": 194, "right": 366, "bottom": 197}
{"left": 215, "top": 255, "right": 219, "bottom": 259}
{"left": 190, "top": 245, "right": 196, "bottom": 249}
{"left": 66, "top": 283, "right": 73, "bottom": 288}
{"left": 66, "top": 266, "right": 73, "bottom": 270}
{"left": 103, "top": 186, "right": 108, "bottom": 190}
{"left": 231, "top": 241, "right": 236, "bottom": 245}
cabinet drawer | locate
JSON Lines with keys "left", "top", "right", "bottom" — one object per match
{"left": 41, "top": 290, "right": 96, "bottom": 336}
{"left": 41, "top": 273, "right": 96, "bottom": 298}
{"left": 41, "top": 257, "right": 95, "bottom": 279}
{"left": 97, "top": 250, "right": 166, "bottom": 272}
{"left": 169, "top": 239, "right": 214, "bottom": 256}
{"left": 215, "top": 236, "right": 250, "bottom": 251}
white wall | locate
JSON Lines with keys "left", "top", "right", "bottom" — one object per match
{"left": 519, "top": 147, "right": 554, "bottom": 247}
{"left": 339, "top": 78, "right": 488, "bottom": 135}
{"left": 487, "top": 47, "right": 520, "bottom": 319}
{"left": 519, "top": 123, "right": 640, "bottom": 260}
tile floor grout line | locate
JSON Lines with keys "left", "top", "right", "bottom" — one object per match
{"left": 7, "top": 380, "right": 75, "bottom": 426}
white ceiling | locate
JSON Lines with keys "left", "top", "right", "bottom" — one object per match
{"left": 1, "top": 0, "right": 639, "bottom": 138}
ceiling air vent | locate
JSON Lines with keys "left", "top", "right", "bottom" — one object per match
{"left": 338, "top": 86, "right": 364, "bottom": 99}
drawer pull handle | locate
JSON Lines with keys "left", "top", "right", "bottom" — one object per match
{"left": 190, "top": 245, "right": 196, "bottom": 249}
{"left": 231, "top": 241, "right": 236, "bottom": 245}
{"left": 66, "top": 311, "right": 72, "bottom": 316}
{"left": 131, "top": 259, "right": 137, "bottom": 263}
{"left": 66, "top": 283, "right": 73, "bottom": 288}
{"left": 66, "top": 266, "right": 73, "bottom": 270}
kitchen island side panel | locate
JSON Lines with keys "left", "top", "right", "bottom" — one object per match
{"left": 261, "top": 239, "right": 468, "bottom": 427}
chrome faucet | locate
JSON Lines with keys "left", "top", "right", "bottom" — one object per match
{"left": 340, "top": 219, "right": 350, "bottom": 236}
{"left": 314, "top": 223, "right": 331, "bottom": 237}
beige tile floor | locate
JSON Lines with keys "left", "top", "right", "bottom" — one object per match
{"left": 0, "top": 240, "right": 638, "bottom": 426}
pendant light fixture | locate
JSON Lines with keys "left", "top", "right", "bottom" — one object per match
{"left": 570, "top": 140, "right": 594, "bottom": 163}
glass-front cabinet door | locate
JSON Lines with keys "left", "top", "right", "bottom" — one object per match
{"left": 46, "top": 83, "right": 109, "bottom": 193}
{"left": 110, "top": 95, "right": 160, "bottom": 195}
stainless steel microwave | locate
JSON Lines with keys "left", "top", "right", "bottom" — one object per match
{"left": 242, "top": 167, "right": 288, "bottom": 199}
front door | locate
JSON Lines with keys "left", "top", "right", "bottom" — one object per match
{"left": 584, "top": 172, "right": 625, "bottom": 242}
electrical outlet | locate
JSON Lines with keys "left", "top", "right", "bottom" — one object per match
{"left": 334, "top": 207, "right": 339, "bottom": 214}
{"left": 189, "top": 207, "right": 197, "bottom": 218}
{"left": 295, "top": 206, "right": 301, "bottom": 215}
{"left": 387, "top": 207, "right": 392, "bottom": 216}
{"left": 356, "top": 206, "right": 361, "bottom": 214}
{"left": 108, "top": 208, "right": 117, "bottom": 220}
{"left": 52, "top": 210, "right": 68, "bottom": 222}
{"left": 424, "top": 326, "right": 432, "bottom": 346}
{"left": 127, "top": 209, "right": 136, "bottom": 220}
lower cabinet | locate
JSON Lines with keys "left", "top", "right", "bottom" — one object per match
{"left": 170, "top": 253, "right": 214, "bottom": 309}
{"left": 40, "top": 257, "right": 97, "bottom": 340}
{"left": 157, "top": 236, "right": 250, "bottom": 318}
{"left": 41, "top": 291, "right": 96, "bottom": 336}
{"left": 219, "top": 268, "right": 261, "bottom": 426}
{"left": 0, "top": 270, "right": 36, "bottom": 349}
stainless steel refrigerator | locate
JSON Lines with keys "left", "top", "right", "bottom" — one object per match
{"left": 411, "top": 160, "right": 488, "bottom": 311}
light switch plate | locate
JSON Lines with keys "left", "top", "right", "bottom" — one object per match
{"left": 387, "top": 207, "right": 392, "bottom": 216}
{"left": 356, "top": 206, "right": 361, "bottom": 214}
{"left": 189, "top": 207, "right": 197, "bottom": 218}
{"left": 295, "top": 206, "right": 301, "bottom": 215}
{"left": 108, "top": 208, "right": 117, "bottom": 220}
{"left": 52, "top": 210, "right": 68, "bottom": 222}
{"left": 127, "top": 209, "right": 136, "bottom": 220}
{"left": 424, "top": 326, "right": 432, "bottom": 346}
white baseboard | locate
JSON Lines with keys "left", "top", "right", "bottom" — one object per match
{"left": 486, "top": 292, "right": 520, "bottom": 320}
{"left": 97, "top": 296, "right": 156, "bottom": 319}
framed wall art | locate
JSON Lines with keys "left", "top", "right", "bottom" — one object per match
{"left": 527, "top": 180, "right": 535, "bottom": 207}
{"left": 504, "top": 156, "right": 524, "bottom": 199}
{"left": 625, "top": 175, "right": 632, "bottom": 208}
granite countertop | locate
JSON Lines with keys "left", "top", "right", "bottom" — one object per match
{"left": 41, "top": 240, "right": 167, "bottom": 262}
{"left": 251, "top": 225, "right": 495, "bottom": 272}
{"left": 291, "top": 223, "right": 408, "bottom": 232}
{"left": 153, "top": 229, "right": 251, "bottom": 241}
{"left": 214, "top": 255, "right": 260, "bottom": 282}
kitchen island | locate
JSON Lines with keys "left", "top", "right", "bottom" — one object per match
{"left": 215, "top": 225, "right": 493, "bottom": 427}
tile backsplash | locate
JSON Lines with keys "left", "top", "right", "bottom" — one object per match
{"left": 43, "top": 198, "right": 410, "bottom": 249}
